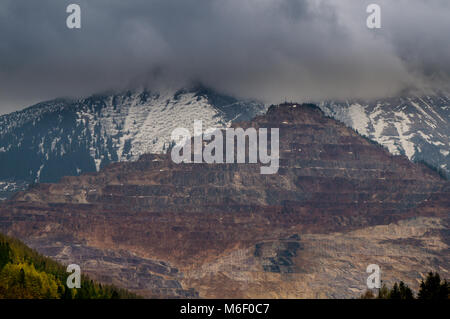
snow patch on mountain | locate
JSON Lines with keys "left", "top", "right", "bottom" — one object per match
{"left": 319, "top": 95, "right": 449, "bottom": 177}
{"left": 0, "top": 87, "right": 265, "bottom": 192}
{"left": 0, "top": 180, "right": 29, "bottom": 201}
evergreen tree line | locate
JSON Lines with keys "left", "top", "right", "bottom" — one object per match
{"left": 361, "top": 272, "right": 449, "bottom": 300}
{"left": 0, "top": 233, "right": 139, "bottom": 299}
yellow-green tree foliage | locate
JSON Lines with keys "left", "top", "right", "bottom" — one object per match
{"left": 0, "top": 232, "right": 138, "bottom": 299}
{"left": 0, "top": 263, "right": 60, "bottom": 298}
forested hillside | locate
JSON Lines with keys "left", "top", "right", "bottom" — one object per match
{"left": 0, "top": 233, "right": 138, "bottom": 299}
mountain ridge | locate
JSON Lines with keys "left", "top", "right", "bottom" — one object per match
{"left": 1, "top": 103, "right": 448, "bottom": 298}
{"left": 0, "top": 87, "right": 265, "bottom": 199}
{"left": 319, "top": 94, "right": 450, "bottom": 178}
{"left": 1, "top": 91, "right": 448, "bottom": 201}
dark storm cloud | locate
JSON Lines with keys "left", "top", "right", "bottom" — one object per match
{"left": 1, "top": 0, "right": 449, "bottom": 114}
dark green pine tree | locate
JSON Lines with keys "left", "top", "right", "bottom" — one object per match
{"left": 418, "top": 272, "right": 449, "bottom": 300}
{"left": 19, "top": 268, "right": 26, "bottom": 287}
{"left": 111, "top": 290, "right": 120, "bottom": 299}
{"left": 0, "top": 241, "right": 12, "bottom": 269}
{"left": 389, "top": 283, "right": 401, "bottom": 299}
{"left": 377, "top": 283, "right": 390, "bottom": 299}
{"left": 377, "top": 281, "right": 414, "bottom": 299}
{"left": 397, "top": 281, "right": 414, "bottom": 299}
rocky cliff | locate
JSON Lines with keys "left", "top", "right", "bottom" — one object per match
{"left": 0, "top": 103, "right": 448, "bottom": 298}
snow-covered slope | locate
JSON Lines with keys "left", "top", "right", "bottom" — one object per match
{"left": 319, "top": 95, "right": 450, "bottom": 178}
{"left": 0, "top": 87, "right": 265, "bottom": 198}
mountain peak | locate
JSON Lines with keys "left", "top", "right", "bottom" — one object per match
{"left": 0, "top": 87, "right": 266, "bottom": 189}
{"left": 1, "top": 101, "right": 448, "bottom": 298}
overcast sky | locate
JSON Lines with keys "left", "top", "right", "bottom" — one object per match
{"left": 1, "top": 0, "right": 449, "bottom": 114}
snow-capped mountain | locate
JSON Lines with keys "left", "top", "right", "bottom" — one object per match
{"left": 0, "top": 86, "right": 265, "bottom": 198}
{"left": 1, "top": 88, "right": 448, "bottom": 201}
{"left": 319, "top": 95, "right": 450, "bottom": 178}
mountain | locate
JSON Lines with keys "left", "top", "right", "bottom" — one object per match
{"left": 319, "top": 94, "right": 450, "bottom": 178}
{"left": 2, "top": 91, "right": 448, "bottom": 203}
{"left": 0, "top": 232, "right": 137, "bottom": 299}
{"left": 0, "top": 103, "right": 448, "bottom": 298}
{"left": 0, "top": 87, "right": 265, "bottom": 199}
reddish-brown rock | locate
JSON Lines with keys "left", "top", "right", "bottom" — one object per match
{"left": 0, "top": 103, "right": 448, "bottom": 298}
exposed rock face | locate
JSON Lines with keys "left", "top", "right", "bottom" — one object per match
{"left": 0, "top": 87, "right": 264, "bottom": 199}
{"left": 0, "top": 103, "right": 448, "bottom": 298}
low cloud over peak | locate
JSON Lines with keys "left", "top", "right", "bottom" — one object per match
{"left": 1, "top": 0, "right": 449, "bottom": 114}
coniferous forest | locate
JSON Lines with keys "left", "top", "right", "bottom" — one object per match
{"left": 361, "top": 272, "right": 449, "bottom": 300}
{"left": 0, "top": 232, "right": 138, "bottom": 299}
